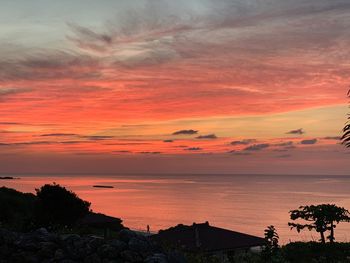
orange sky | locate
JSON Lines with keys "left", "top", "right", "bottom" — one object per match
{"left": 0, "top": 0, "right": 349, "bottom": 175}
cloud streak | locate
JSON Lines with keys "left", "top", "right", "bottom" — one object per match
{"left": 286, "top": 129, "right": 305, "bottom": 135}
{"left": 230, "top": 139, "right": 256, "bottom": 145}
{"left": 172, "top": 129, "right": 198, "bottom": 135}
{"left": 196, "top": 134, "right": 217, "bottom": 139}
{"left": 244, "top": 144, "right": 270, "bottom": 151}
{"left": 300, "top": 139, "right": 317, "bottom": 145}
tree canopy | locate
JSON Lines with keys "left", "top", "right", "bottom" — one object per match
{"left": 0, "top": 187, "right": 37, "bottom": 231}
{"left": 289, "top": 204, "right": 350, "bottom": 243}
{"left": 36, "top": 183, "right": 91, "bottom": 228}
{"left": 342, "top": 89, "right": 350, "bottom": 147}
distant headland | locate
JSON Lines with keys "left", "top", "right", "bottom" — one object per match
{"left": 0, "top": 176, "right": 19, "bottom": 180}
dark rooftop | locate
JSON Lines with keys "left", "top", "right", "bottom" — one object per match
{"left": 80, "top": 212, "right": 122, "bottom": 228}
{"left": 152, "top": 222, "right": 265, "bottom": 252}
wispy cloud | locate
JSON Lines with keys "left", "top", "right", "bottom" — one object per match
{"left": 274, "top": 141, "right": 294, "bottom": 147}
{"left": 323, "top": 136, "right": 341, "bottom": 140}
{"left": 230, "top": 139, "right": 256, "bottom": 145}
{"left": 173, "top": 129, "right": 198, "bottom": 135}
{"left": 244, "top": 143, "right": 270, "bottom": 151}
{"left": 286, "top": 128, "right": 305, "bottom": 135}
{"left": 185, "top": 147, "right": 202, "bottom": 151}
{"left": 139, "top": 151, "right": 161, "bottom": 154}
{"left": 196, "top": 134, "right": 217, "bottom": 139}
{"left": 300, "top": 139, "right": 317, "bottom": 145}
{"left": 40, "top": 133, "right": 78, "bottom": 137}
{"left": 84, "top": 135, "right": 115, "bottom": 141}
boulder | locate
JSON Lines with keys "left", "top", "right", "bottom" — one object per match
{"left": 145, "top": 253, "right": 168, "bottom": 263}
{"left": 118, "top": 229, "right": 137, "bottom": 242}
{"left": 120, "top": 249, "right": 143, "bottom": 262}
{"left": 84, "top": 253, "right": 102, "bottom": 263}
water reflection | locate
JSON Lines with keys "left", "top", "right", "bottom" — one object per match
{"left": 2, "top": 174, "right": 350, "bottom": 243}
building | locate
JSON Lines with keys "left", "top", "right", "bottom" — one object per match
{"left": 79, "top": 212, "right": 123, "bottom": 238}
{"left": 152, "top": 222, "right": 265, "bottom": 260}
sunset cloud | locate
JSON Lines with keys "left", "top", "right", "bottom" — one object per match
{"left": 196, "top": 134, "right": 217, "bottom": 139}
{"left": 300, "top": 139, "right": 318, "bottom": 145}
{"left": 185, "top": 147, "right": 202, "bottom": 151}
{"left": 230, "top": 139, "right": 256, "bottom": 146}
{"left": 0, "top": 0, "right": 349, "bottom": 174}
{"left": 244, "top": 144, "right": 270, "bottom": 151}
{"left": 40, "top": 133, "right": 78, "bottom": 137}
{"left": 286, "top": 129, "right": 305, "bottom": 135}
{"left": 172, "top": 130, "right": 198, "bottom": 135}
{"left": 323, "top": 136, "right": 341, "bottom": 140}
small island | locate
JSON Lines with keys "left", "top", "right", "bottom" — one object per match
{"left": 93, "top": 185, "right": 114, "bottom": 188}
{"left": 0, "top": 176, "right": 19, "bottom": 180}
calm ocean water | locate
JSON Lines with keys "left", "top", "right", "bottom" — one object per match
{"left": 2, "top": 174, "right": 350, "bottom": 243}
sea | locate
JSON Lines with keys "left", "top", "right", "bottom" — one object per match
{"left": 2, "top": 174, "right": 350, "bottom": 244}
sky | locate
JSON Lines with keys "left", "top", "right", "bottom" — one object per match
{"left": 0, "top": 0, "right": 349, "bottom": 175}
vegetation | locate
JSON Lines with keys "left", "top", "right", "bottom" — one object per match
{"left": 264, "top": 225, "right": 279, "bottom": 252}
{"left": 35, "top": 183, "right": 91, "bottom": 228}
{"left": 0, "top": 187, "right": 37, "bottom": 231}
{"left": 288, "top": 204, "right": 350, "bottom": 243}
{"left": 342, "top": 89, "right": 350, "bottom": 147}
{"left": 0, "top": 184, "right": 92, "bottom": 231}
{"left": 262, "top": 225, "right": 280, "bottom": 261}
{"left": 2, "top": 184, "right": 350, "bottom": 262}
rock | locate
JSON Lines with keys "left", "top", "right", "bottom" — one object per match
{"left": 84, "top": 253, "right": 102, "bottom": 263}
{"left": 17, "top": 240, "right": 41, "bottom": 251}
{"left": 54, "top": 248, "right": 66, "bottom": 260}
{"left": 128, "top": 237, "right": 150, "bottom": 253}
{"left": 88, "top": 237, "right": 105, "bottom": 250}
{"left": 102, "top": 260, "right": 122, "bottom": 263}
{"left": 61, "top": 234, "right": 81, "bottom": 242}
{"left": 0, "top": 228, "right": 167, "bottom": 263}
{"left": 120, "top": 250, "right": 142, "bottom": 262}
{"left": 97, "top": 244, "right": 119, "bottom": 259}
{"left": 118, "top": 229, "right": 137, "bottom": 243}
{"left": 0, "top": 228, "right": 19, "bottom": 244}
{"left": 166, "top": 251, "right": 187, "bottom": 263}
{"left": 108, "top": 239, "right": 127, "bottom": 251}
{"left": 145, "top": 253, "right": 168, "bottom": 263}
{"left": 37, "top": 241, "right": 57, "bottom": 258}
{"left": 0, "top": 243, "right": 16, "bottom": 258}
{"left": 10, "top": 251, "right": 39, "bottom": 263}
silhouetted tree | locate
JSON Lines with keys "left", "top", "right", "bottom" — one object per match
{"left": 262, "top": 225, "right": 280, "bottom": 262}
{"left": 289, "top": 204, "right": 350, "bottom": 243}
{"left": 342, "top": 89, "right": 350, "bottom": 147}
{"left": 0, "top": 187, "right": 37, "bottom": 231}
{"left": 36, "top": 183, "right": 91, "bottom": 228}
{"left": 264, "top": 225, "right": 279, "bottom": 251}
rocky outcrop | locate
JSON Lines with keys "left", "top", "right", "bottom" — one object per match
{"left": 0, "top": 228, "right": 182, "bottom": 263}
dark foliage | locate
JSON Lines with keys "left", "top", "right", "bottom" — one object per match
{"left": 0, "top": 187, "right": 37, "bottom": 231}
{"left": 288, "top": 204, "right": 350, "bottom": 243}
{"left": 264, "top": 225, "right": 279, "bottom": 252}
{"left": 342, "top": 89, "right": 350, "bottom": 147}
{"left": 36, "top": 183, "right": 91, "bottom": 228}
{"left": 282, "top": 242, "right": 350, "bottom": 263}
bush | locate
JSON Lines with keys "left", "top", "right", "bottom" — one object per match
{"left": 35, "top": 183, "right": 91, "bottom": 228}
{"left": 281, "top": 242, "right": 350, "bottom": 263}
{"left": 0, "top": 187, "right": 37, "bottom": 231}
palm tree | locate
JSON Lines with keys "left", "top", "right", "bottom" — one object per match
{"left": 342, "top": 90, "right": 350, "bottom": 147}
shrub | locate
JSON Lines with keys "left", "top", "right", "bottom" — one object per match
{"left": 35, "top": 183, "right": 91, "bottom": 228}
{"left": 0, "top": 187, "right": 37, "bottom": 231}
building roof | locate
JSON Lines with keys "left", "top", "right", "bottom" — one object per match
{"left": 80, "top": 212, "right": 122, "bottom": 228}
{"left": 152, "top": 222, "right": 265, "bottom": 252}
